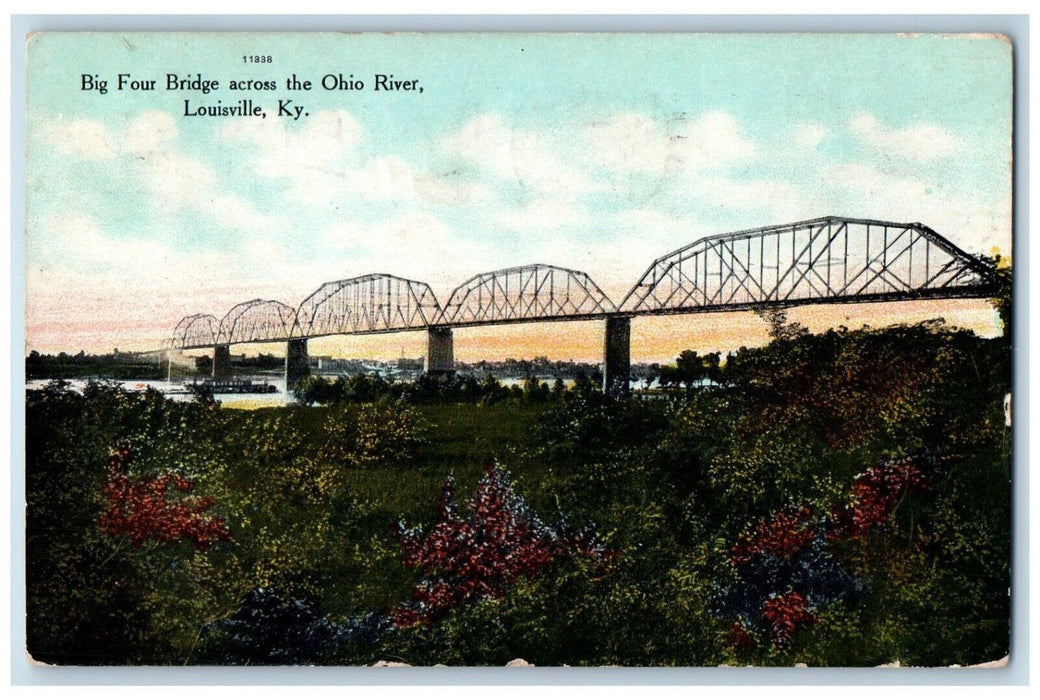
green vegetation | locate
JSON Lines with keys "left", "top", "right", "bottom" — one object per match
{"left": 26, "top": 349, "right": 165, "bottom": 380}
{"left": 25, "top": 319, "right": 1011, "bottom": 666}
{"left": 292, "top": 371, "right": 588, "bottom": 406}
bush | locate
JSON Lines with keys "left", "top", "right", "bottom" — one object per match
{"left": 392, "top": 463, "right": 612, "bottom": 626}
{"left": 319, "top": 399, "right": 428, "bottom": 468}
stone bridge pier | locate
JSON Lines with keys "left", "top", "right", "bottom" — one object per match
{"left": 603, "top": 316, "right": 631, "bottom": 396}
{"left": 425, "top": 327, "right": 455, "bottom": 374}
{"left": 285, "top": 338, "right": 310, "bottom": 390}
{"left": 212, "top": 344, "right": 232, "bottom": 379}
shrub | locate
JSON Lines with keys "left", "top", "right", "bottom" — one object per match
{"left": 712, "top": 452, "right": 936, "bottom": 651}
{"left": 320, "top": 400, "right": 428, "bottom": 468}
{"left": 392, "top": 463, "right": 612, "bottom": 626}
{"left": 100, "top": 443, "right": 231, "bottom": 550}
{"left": 199, "top": 587, "right": 390, "bottom": 665}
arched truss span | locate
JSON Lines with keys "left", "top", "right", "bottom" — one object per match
{"left": 296, "top": 273, "right": 443, "bottom": 336}
{"left": 440, "top": 264, "right": 617, "bottom": 326}
{"left": 172, "top": 314, "right": 219, "bottom": 349}
{"left": 620, "top": 216, "right": 999, "bottom": 314}
{"left": 217, "top": 299, "right": 298, "bottom": 344}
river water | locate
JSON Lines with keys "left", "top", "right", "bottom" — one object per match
{"left": 25, "top": 376, "right": 292, "bottom": 407}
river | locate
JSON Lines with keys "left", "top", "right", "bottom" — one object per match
{"left": 25, "top": 376, "right": 292, "bottom": 407}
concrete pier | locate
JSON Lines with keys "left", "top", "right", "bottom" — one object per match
{"left": 285, "top": 338, "right": 310, "bottom": 390}
{"left": 603, "top": 316, "right": 631, "bottom": 396}
{"left": 425, "top": 327, "right": 455, "bottom": 374}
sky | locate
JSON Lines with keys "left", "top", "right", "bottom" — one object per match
{"left": 24, "top": 32, "right": 1012, "bottom": 362}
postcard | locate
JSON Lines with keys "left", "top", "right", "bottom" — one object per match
{"left": 23, "top": 31, "right": 1013, "bottom": 669}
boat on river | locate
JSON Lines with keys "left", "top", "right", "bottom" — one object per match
{"left": 184, "top": 378, "right": 279, "bottom": 394}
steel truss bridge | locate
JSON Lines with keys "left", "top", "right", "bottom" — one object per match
{"left": 163, "top": 216, "right": 1000, "bottom": 395}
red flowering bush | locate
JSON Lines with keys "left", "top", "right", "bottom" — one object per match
{"left": 761, "top": 591, "right": 815, "bottom": 647}
{"left": 99, "top": 443, "right": 230, "bottom": 550}
{"left": 713, "top": 451, "right": 935, "bottom": 650}
{"left": 392, "top": 462, "right": 612, "bottom": 626}
{"left": 827, "top": 453, "right": 932, "bottom": 540}
{"left": 726, "top": 621, "right": 756, "bottom": 650}
{"left": 730, "top": 505, "right": 818, "bottom": 567}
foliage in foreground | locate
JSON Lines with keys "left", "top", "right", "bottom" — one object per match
{"left": 25, "top": 321, "right": 1011, "bottom": 666}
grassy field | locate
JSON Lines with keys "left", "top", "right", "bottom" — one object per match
{"left": 235, "top": 402, "right": 553, "bottom": 516}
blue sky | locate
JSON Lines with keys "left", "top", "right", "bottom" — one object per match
{"left": 25, "top": 32, "right": 1011, "bottom": 356}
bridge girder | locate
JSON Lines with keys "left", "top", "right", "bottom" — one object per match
{"left": 439, "top": 263, "right": 617, "bottom": 326}
{"left": 296, "top": 273, "right": 443, "bottom": 337}
{"left": 620, "top": 216, "right": 999, "bottom": 315}
{"left": 217, "top": 299, "right": 298, "bottom": 345}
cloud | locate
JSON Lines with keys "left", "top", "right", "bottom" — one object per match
{"left": 222, "top": 110, "right": 365, "bottom": 206}
{"left": 26, "top": 211, "right": 244, "bottom": 350}
{"left": 31, "top": 211, "right": 170, "bottom": 272}
{"left": 225, "top": 110, "right": 488, "bottom": 206}
{"left": 494, "top": 199, "right": 585, "bottom": 233}
{"left": 222, "top": 110, "right": 362, "bottom": 185}
{"left": 45, "top": 110, "right": 180, "bottom": 161}
{"left": 688, "top": 176, "right": 803, "bottom": 219}
{"left": 316, "top": 212, "right": 494, "bottom": 289}
{"left": 583, "top": 113, "right": 675, "bottom": 175}
{"left": 26, "top": 208, "right": 354, "bottom": 350}
{"left": 41, "top": 111, "right": 280, "bottom": 235}
{"left": 826, "top": 162, "right": 934, "bottom": 200}
{"left": 440, "top": 114, "right": 599, "bottom": 197}
{"left": 41, "top": 118, "right": 116, "bottom": 160}
{"left": 349, "top": 156, "right": 490, "bottom": 205}
{"left": 583, "top": 111, "right": 756, "bottom": 176}
{"left": 674, "top": 111, "right": 757, "bottom": 170}
{"left": 849, "top": 113, "right": 961, "bottom": 161}
{"left": 123, "top": 109, "right": 180, "bottom": 155}
{"left": 815, "top": 162, "right": 1010, "bottom": 252}
{"left": 793, "top": 123, "right": 827, "bottom": 149}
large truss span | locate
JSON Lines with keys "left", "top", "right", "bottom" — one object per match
{"left": 619, "top": 216, "right": 999, "bottom": 315}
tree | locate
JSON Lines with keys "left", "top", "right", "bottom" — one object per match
{"left": 757, "top": 307, "right": 809, "bottom": 342}
{"left": 571, "top": 370, "right": 596, "bottom": 396}
{"left": 675, "top": 349, "right": 702, "bottom": 389}
{"left": 671, "top": 350, "right": 722, "bottom": 390}
{"left": 986, "top": 254, "right": 1012, "bottom": 341}
{"left": 551, "top": 377, "right": 566, "bottom": 401}
{"left": 194, "top": 355, "right": 213, "bottom": 374}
